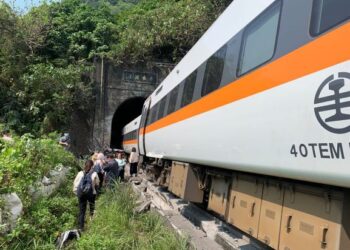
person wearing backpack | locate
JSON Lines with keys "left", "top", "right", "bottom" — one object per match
{"left": 92, "top": 152, "right": 105, "bottom": 193}
{"left": 73, "top": 159, "right": 99, "bottom": 230}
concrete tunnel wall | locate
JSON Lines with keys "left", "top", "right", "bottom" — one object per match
{"left": 90, "top": 59, "right": 174, "bottom": 151}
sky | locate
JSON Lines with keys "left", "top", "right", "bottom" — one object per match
{"left": 4, "top": 0, "right": 45, "bottom": 12}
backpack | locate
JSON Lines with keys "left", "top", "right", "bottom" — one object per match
{"left": 77, "top": 172, "right": 93, "bottom": 197}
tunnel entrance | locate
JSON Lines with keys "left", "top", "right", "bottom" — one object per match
{"left": 110, "top": 97, "right": 145, "bottom": 149}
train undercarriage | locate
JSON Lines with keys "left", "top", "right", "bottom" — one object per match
{"left": 143, "top": 158, "right": 350, "bottom": 250}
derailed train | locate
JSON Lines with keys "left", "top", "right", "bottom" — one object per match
{"left": 122, "top": 0, "right": 350, "bottom": 249}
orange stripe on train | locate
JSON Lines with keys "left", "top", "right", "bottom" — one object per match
{"left": 123, "top": 139, "right": 137, "bottom": 145}
{"left": 141, "top": 22, "right": 350, "bottom": 135}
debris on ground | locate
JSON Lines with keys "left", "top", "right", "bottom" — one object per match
{"left": 130, "top": 174, "right": 264, "bottom": 250}
{"left": 56, "top": 229, "right": 81, "bottom": 249}
{"left": 134, "top": 200, "right": 152, "bottom": 214}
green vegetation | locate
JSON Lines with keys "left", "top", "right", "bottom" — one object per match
{"left": 73, "top": 185, "right": 187, "bottom": 250}
{"left": 0, "top": 132, "right": 79, "bottom": 206}
{"left": 0, "top": 0, "right": 230, "bottom": 135}
{"left": 0, "top": 132, "right": 79, "bottom": 249}
{"left": 112, "top": 0, "right": 230, "bottom": 63}
{"left": 0, "top": 133, "right": 186, "bottom": 249}
{"left": 0, "top": 0, "right": 109, "bottom": 134}
{"left": 2, "top": 174, "right": 78, "bottom": 250}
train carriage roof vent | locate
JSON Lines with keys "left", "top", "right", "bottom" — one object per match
{"left": 155, "top": 86, "right": 163, "bottom": 95}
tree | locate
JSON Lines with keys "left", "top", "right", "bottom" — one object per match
{"left": 110, "top": 0, "right": 231, "bottom": 64}
{"left": 16, "top": 63, "right": 93, "bottom": 133}
{"left": 0, "top": 2, "right": 24, "bottom": 87}
{"left": 19, "top": 4, "right": 51, "bottom": 56}
{"left": 0, "top": 0, "right": 232, "bottom": 135}
{"left": 41, "top": 0, "right": 118, "bottom": 62}
{"left": 0, "top": 2, "right": 28, "bottom": 130}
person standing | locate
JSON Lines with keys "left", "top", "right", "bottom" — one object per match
{"left": 116, "top": 152, "right": 126, "bottom": 181}
{"left": 129, "top": 147, "right": 139, "bottom": 177}
{"left": 104, "top": 154, "right": 119, "bottom": 187}
{"left": 92, "top": 152, "right": 105, "bottom": 193}
{"left": 59, "top": 132, "right": 70, "bottom": 150}
{"left": 73, "top": 160, "right": 99, "bottom": 230}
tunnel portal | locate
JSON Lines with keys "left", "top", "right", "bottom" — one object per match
{"left": 110, "top": 97, "right": 145, "bottom": 149}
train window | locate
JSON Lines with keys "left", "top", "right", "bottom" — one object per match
{"left": 124, "top": 132, "right": 128, "bottom": 141}
{"left": 201, "top": 45, "right": 227, "bottom": 97}
{"left": 167, "top": 85, "right": 179, "bottom": 115}
{"left": 218, "top": 35, "right": 242, "bottom": 88}
{"left": 181, "top": 70, "right": 197, "bottom": 107}
{"left": 124, "top": 130, "right": 137, "bottom": 141}
{"left": 146, "top": 105, "right": 154, "bottom": 126}
{"left": 147, "top": 106, "right": 155, "bottom": 125}
{"left": 145, "top": 117, "right": 149, "bottom": 127}
{"left": 157, "top": 96, "right": 167, "bottom": 120}
{"left": 238, "top": 1, "right": 281, "bottom": 76}
{"left": 140, "top": 109, "right": 146, "bottom": 126}
{"left": 146, "top": 108, "right": 152, "bottom": 126}
{"left": 310, "top": 0, "right": 350, "bottom": 36}
{"left": 150, "top": 103, "right": 159, "bottom": 124}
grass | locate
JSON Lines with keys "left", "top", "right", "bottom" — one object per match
{"left": 72, "top": 184, "right": 188, "bottom": 250}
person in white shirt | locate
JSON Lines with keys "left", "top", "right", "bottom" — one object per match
{"left": 116, "top": 152, "right": 126, "bottom": 181}
{"left": 73, "top": 160, "right": 99, "bottom": 230}
{"left": 129, "top": 147, "right": 139, "bottom": 177}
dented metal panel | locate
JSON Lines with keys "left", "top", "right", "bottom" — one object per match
{"left": 168, "top": 162, "right": 203, "bottom": 203}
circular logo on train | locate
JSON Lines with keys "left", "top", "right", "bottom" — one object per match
{"left": 314, "top": 72, "right": 350, "bottom": 134}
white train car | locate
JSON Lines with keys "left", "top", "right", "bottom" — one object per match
{"left": 122, "top": 116, "right": 140, "bottom": 154}
{"left": 139, "top": 0, "right": 350, "bottom": 188}
{"left": 124, "top": 0, "right": 350, "bottom": 249}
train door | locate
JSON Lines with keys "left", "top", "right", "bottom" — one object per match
{"left": 138, "top": 98, "right": 151, "bottom": 155}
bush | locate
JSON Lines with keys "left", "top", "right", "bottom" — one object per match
{"left": 0, "top": 133, "right": 187, "bottom": 249}
{"left": 3, "top": 179, "right": 78, "bottom": 250}
{"left": 0, "top": 133, "right": 79, "bottom": 205}
{"left": 0, "top": 132, "right": 80, "bottom": 249}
